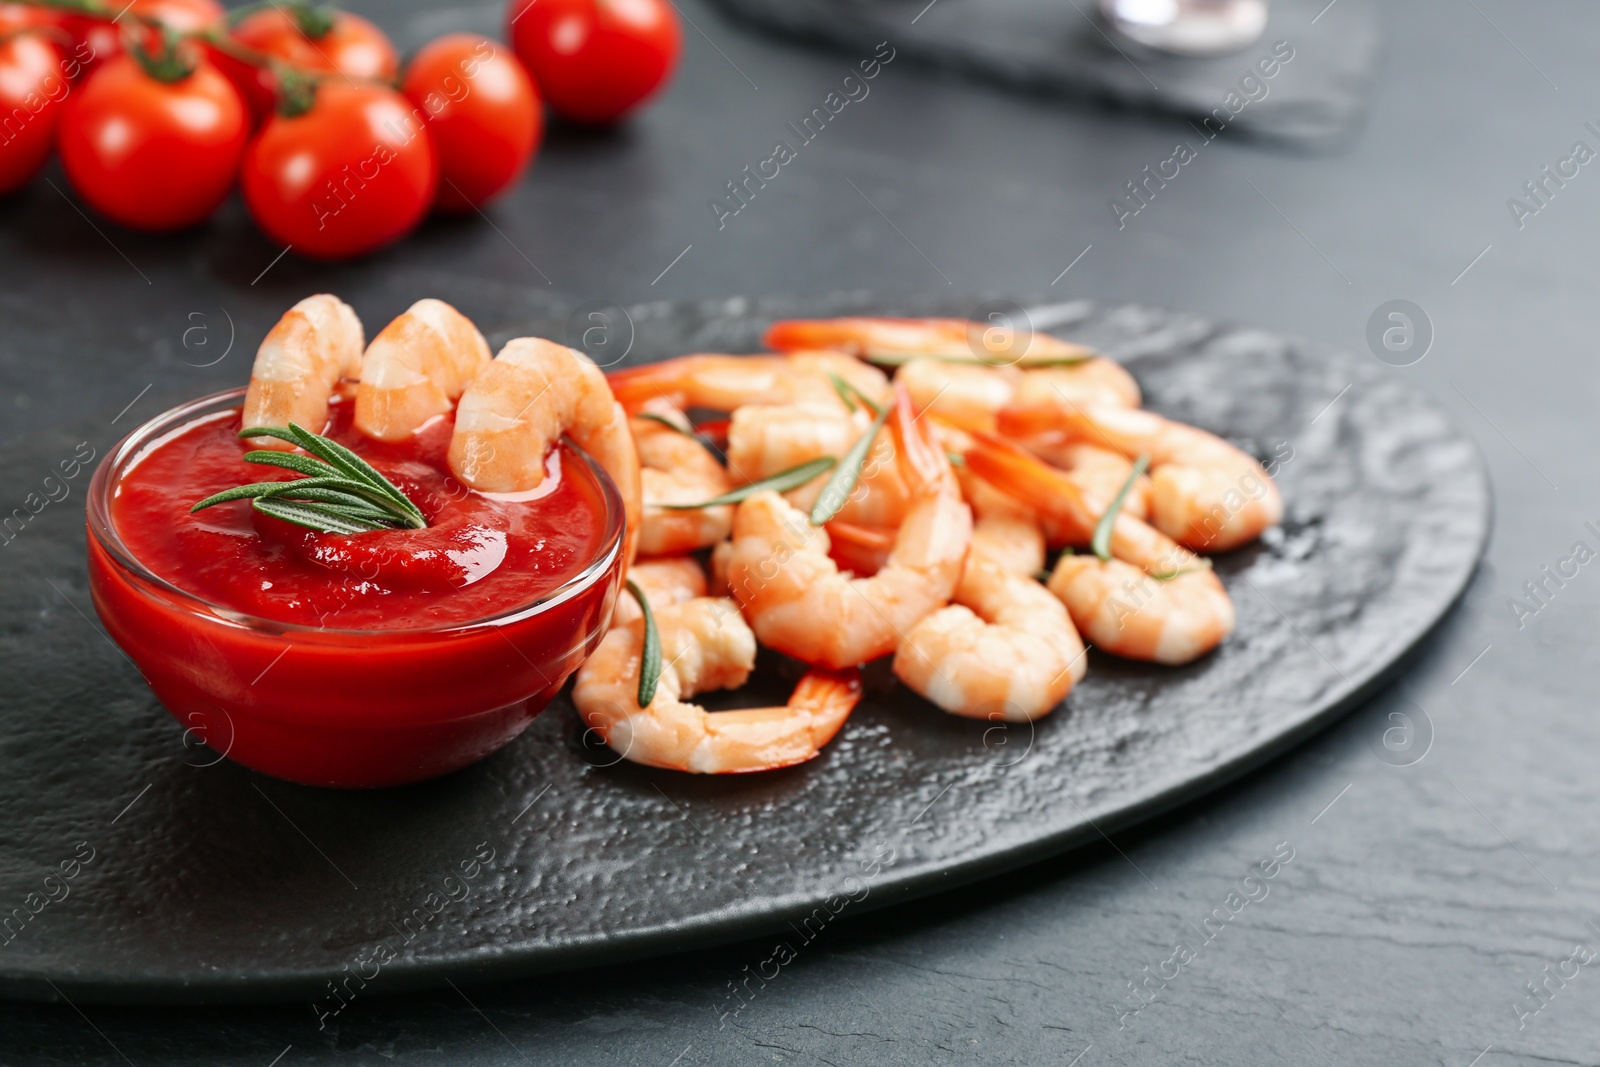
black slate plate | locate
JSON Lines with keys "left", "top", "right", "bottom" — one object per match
{"left": 0, "top": 294, "right": 1488, "bottom": 1006}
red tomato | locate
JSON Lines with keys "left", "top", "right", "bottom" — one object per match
{"left": 0, "top": 3, "right": 58, "bottom": 34}
{"left": 507, "top": 0, "right": 679, "bottom": 124}
{"left": 57, "top": 0, "right": 224, "bottom": 78}
{"left": 0, "top": 30, "right": 67, "bottom": 195}
{"left": 403, "top": 34, "right": 540, "bottom": 212}
{"left": 231, "top": 7, "right": 398, "bottom": 81}
{"left": 57, "top": 54, "right": 247, "bottom": 230}
{"left": 241, "top": 82, "right": 437, "bottom": 260}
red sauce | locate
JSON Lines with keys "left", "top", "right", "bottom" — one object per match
{"left": 88, "top": 395, "right": 624, "bottom": 787}
{"left": 110, "top": 400, "right": 609, "bottom": 630}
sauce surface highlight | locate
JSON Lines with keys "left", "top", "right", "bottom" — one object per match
{"left": 110, "top": 400, "right": 611, "bottom": 629}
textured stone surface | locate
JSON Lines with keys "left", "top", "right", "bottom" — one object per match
{"left": 702, "top": 0, "right": 1380, "bottom": 146}
{"left": 0, "top": 293, "right": 1487, "bottom": 1003}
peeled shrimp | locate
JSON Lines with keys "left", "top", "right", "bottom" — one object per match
{"left": 724, "top": 386, "right": 972, "bottom": 669}
{"left": 611, "top": 557, "right": 707, "bottom": 629}
{"left": 632, "top": 403, "right": 734, "bottom": 557}
{"left": 449, "top": 337, "right": 644, "bottom": 564}
{"left": 726, "top": 401, "right": 911, "bottom": 526}
{"left": 608, "top": 352, "right": 888, "bottom": 415}
{"left": 765, "top": 316, "right": 1093, "bottom": 365}
{"left": 1000, "top": 403, "right": 1281, "bottom": 552}
{"left": 897, "top": 358, "right": 1141, "bottom": 433}
{"left": 966, "top": 432, "right": 1233, "bottom": 664}
{"left": 894, "top": 506, "right": 1086, "bottom": 721}
{"left": 242, "top": 294, "right": 364, "bottom": 449}
{"left": 1023, "top": 439, "right": 1152, "bottom": 519}
{"left": 354, "top": 299, "right": 490, "bottom": 442}
{"left": 572, "top": 596, "right": 863, "bottom": 773}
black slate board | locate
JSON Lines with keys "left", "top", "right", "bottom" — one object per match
{"left": 702, "top": 0, "right": 1380, "bottom": 147}
{"left": 0, "top": 294, "right": 1487, "bottom": 1005}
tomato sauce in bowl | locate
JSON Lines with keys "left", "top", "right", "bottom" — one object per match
{"left": 86, "top": 388, "right": 625, "bottom": 788}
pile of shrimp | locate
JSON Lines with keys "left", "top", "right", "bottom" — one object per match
{"left": 242, "top": 299, "right": 1282, "bottom": 777}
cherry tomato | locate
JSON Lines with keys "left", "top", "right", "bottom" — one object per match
{"left": 57, "top": 53, "right": 246, "bottom": 230}
{"left": 507, "top": 0, "right": 679, "bottom": 124}
{"left": 0, "top": 4, "right": 58, "bottom": 34}
{"left": 241, "top": 82, "right": 437, "bottom": 260}
{"left": 0, "top": 30, "right": 67, "bottom": 195}
{"left": 56, "top": 0, "right": 224, "bottom": 79}
{"left": 403, "top": 34, "right": 540, "bottom": 212}
{"left": 231, "top": 6, "right": 397, "bottom": 81}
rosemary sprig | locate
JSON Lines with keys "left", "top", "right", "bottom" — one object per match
{"left": 1091, "top": 454, "right": 1149, "bottom": 562}
{"left": 635, "top": 411, "right": 723, "bottom": 458}
{"left": 827, "top": 371, "right": 882, "bottom": 416}
{"left": 657, "top": 456, "right": 835, "bottom": 510}
{"left": 808, "top": 398, "right": 893, "bottom": 526}
{"left": 191, "top": 422, "right": 427, "bottom": 533}
{"left": 626, "top": 579, "right": 663, "bottom": 708}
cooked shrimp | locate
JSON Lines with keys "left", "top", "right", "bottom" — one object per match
{"left": 764, "top": 316, "right": 1094, "bottom": 365}
{"left": 632, "top": 403, "right": 734, "bottom": 557}
{"left": 242, "top": 294, "right": 364, "bottom": 449}
{"left": 894, "top": 507, "right": 1086, "bottom": 721}
{"left": 726, "top": 401, "right": 911, "bottom": 526}
{"left": 724, "top": 386, "right": 972, "bottom": 669}
{"left": 966, "top": 432, "right": 1233, "bottom": 663}
{"left": 1012, "top": 361, "right": 1141, "bottom": 412}
{"left": 354, "top": 299, "right": 490, "bottom": 442}
{"left": 896, "top": 357, "right": 1142, "bottom": 432}
{"left": 611, "top": 557, "right": 707, "bottom": 629}
{"left": 1023, "top": 439, "right": 1151, "bottom": 519}
{"left": 449, "top": 337, "right": 644, "bottom": 564}
{"left": 607, "top": 352, "right": 888, "bottom": 414}
{"left": 1047, "top": 557, "right": 1233, "bottom": 666}
{"left": 572, "top": 596, "right": 863, "bottom": 773}
{"left": 1000, "top": 403, "right": 1281, "bottom": 552}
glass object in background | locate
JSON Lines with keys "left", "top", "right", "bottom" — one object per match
{"left": 1099, "top": 0, "right": 1268, "bottom": 56}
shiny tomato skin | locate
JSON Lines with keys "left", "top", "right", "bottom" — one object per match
{"left": 0, "top": 32, "right": 67, "bottom": 195}
{"left": 57, "top": 0, "right": 225, "bottom": 78}
{"left": 403, "top": 34, "right": 541, "bottom": 212}
{"left": 507, "top": 0, "right": 679, "bottom": 124}
{"left": 57, "top": 55, "right": 247, "bottom": 230}
{"left": 241, "top": 82, "right": 438, "bottom": 260}
{"left": 231, "top": 7, "right": 398, "bottom": 81}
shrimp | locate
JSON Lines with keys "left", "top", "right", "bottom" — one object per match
{"left": 965, "top": 432, "right": 1233, "bottom": 663}
{"left": 894, "top": 502, "right": 1086, "bottom": 720}
{"left": 242, "top": 294, "right": 364, "bottom": 449}
{"left": 724, "top": 385, "right": 972, "bottom": 669}
{"left": 607, "top": 352, "right": 888, "bottom": 415}
{"left": 632, "top": 402, "right": 734, "bottom": 557}
{"left": 572, "top": 596, "right": 863, "bottom": 773}
{"left": 610, "top": 557, "right": 707, "bottom": 629}
{"left": 999, "top": 403, "right": 1281, "bottom": 552}
{"left": 725, "top": 401, "right": 911, "bottom": 526}
{"left": 765, "top": 316, "right": 1094, "bottom": 365}
{"left": 895, "top": 357, "right": 1142, "bottom": 432}
{"left": 1022, "top": 439, "right": 1151, "bottom": 520}
{"left": 353, "top": 298, "right": 491, "bottom": 442}
{"left": 449, "top": 337, "right": 644, "bottom": 565}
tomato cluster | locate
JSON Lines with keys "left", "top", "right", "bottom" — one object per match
{"left": 0, "top": 0, "right": 680, "bottom": 259}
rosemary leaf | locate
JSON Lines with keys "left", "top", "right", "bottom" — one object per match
{"left": 242, "top": 449, "right": 336, "bottom": 479}
{"left": 808, "top": 398, "right": 893, "bottom": 526}
{"left": 635, "top": 411, "right": 723, "bottom": 459}
{"left": 194, "top": 424, "right": 430, "bottom": 534}
{"left": 657, "top": 456, "right": 835, "bottom": 510}
{"left": 252, "top": 497, "right": 388, "bottom": 534}
{"left": 1091, "top": 454, "right": 1150, "bottom": 562}
{"left": 626, "top": 578, "right": 663, "bottom": 708}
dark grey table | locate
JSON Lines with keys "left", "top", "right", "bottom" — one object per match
{"left": 5, "top": 0, "right": 1597, "bottom": 1063}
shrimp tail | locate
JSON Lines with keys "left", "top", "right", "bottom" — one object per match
{"left": 963, "top": 430, "right": 1095, "bottom": 539}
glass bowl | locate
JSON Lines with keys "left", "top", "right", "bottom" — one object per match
{"left": 85, "top": 388, "right": 626, "bottom": 789}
